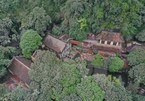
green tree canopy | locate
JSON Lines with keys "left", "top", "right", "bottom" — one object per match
{"left": 28, "top": 50, "right": 87, "bottom": 101}
{"left": 136, "top": 29, "right": 145, "bottom": 42}
{"left": 52, "top": 0, "right": 145, "bottom": 40}
{"left": 94, "top": 74, "right": 132, "bottom": 101}
{"left": 133, "top": 94, "right": 145, "bottom": 101}
{"left": 60, "top": 94, "right": 82, "bottom": 101}
{"left": 7, "top": 85, "right": 27, "bottom": 101}
{"left": 92, "top": 54, "right": 104, "bottom": 68}
{"left": 92, "top": 0, "right": 143, "bottom": 38}
{"left": 51, "top": 61, "right": 82, "bottom": 100}
{"left": 129, "top": 63, "right": 145, "bottom": 85}
{"left": 0, "top": 46, "right": 15, "bottom": 78}
{"left": 127, "top": 48, "right": 145, "bottom": 66}
{"left": 20, "top": 29, "right": 42, "bottom": 58}
{"left": 0, "top": 0, "right": 20, "bottom": 18}
{"left": 28, "top": 50, "right": 61, "bottom": 101}
{"left": 21, "top": 7, "right": 51, "bottom": 35}
{"left": 0, "top": 84, "right": 8, "bottom": 100}
{"left": 108, "top": 56, "right": 124, "bottom": 72}
{"left": 0, "top": 18, "right": 13, "bottom": 46}
{"left": 76, "top": 76, "right": 105, "bottom": 101}
{"left": 55, "top": 0, "right": 89, "bottom": 40}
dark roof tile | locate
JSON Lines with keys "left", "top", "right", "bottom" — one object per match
{"left": 43, "top": 35, "right": 67, "bottom": 53}
{"left": 96, "top": 31, "right": 124, "bottom": 43}
{"left": 8, "top": 57, "right": 31, "bottom": 84}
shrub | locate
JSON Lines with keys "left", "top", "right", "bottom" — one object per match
{"left": 20, "top": 29, "right": 42, "bottom": 58}
{"left": 108, "top": 56, "right": 124, "bottom": 72}
{"left": 92, "top": 54, "right": 104, "bottom": 68}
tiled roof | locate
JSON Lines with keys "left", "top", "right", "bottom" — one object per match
{"left": 43, "top": 35, "right": 67, "bottom": 53}
{"left": 8, "top": 57, "right": 31, "bottom": 84}
{"left": 96, "top": 31, "right": 124, "bottom": 43}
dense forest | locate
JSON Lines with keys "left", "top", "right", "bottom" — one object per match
{"left": 1, "top": 0, "right": 145, "bottom": 101}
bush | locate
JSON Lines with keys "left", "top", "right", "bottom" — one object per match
{"left": 108, "top": 56, "right": 124, "bottom": 72}
{"left": 92, "top": 54, "right": 104, "bottom": 68}
{"left": 20, "top": 30, "right": 42, "bottom": 58}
